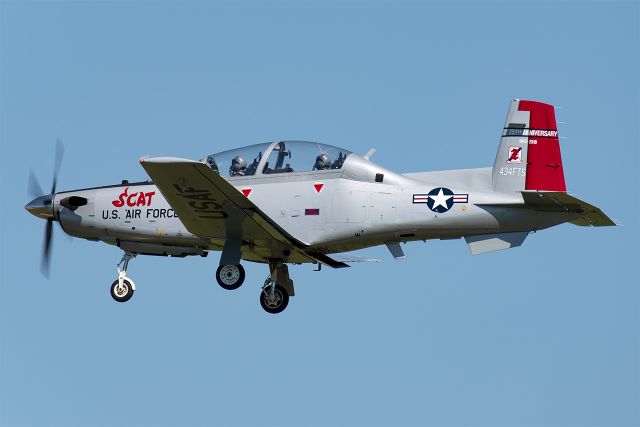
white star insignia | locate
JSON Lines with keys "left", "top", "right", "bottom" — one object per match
{"left": 430, "top": 188, "right": 452, "bottom": 210}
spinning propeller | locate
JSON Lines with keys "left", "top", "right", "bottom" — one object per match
{"left": 26, "top": 140, "right": 64, "bottom": 278}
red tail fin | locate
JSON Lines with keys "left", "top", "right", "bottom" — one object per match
{"left": 518, "top": 100, "right": 566, "bottom": 192}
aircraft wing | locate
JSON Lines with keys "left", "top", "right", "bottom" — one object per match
{"left": 139, "top": 157, "right": 349, "bottom": 268}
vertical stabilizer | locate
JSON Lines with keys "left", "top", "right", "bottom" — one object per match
{"left": 492, "top": 99, "right": 566, "bottom": 194}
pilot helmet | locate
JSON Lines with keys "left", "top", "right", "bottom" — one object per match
{"left": 230, "top": 155, "right": 247, "bottom": 175}
{"left": 314, "top": 153, "right": 331, "bottom": 170}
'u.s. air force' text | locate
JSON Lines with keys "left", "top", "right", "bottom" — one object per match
{"left": 102, "top": 208, "right": 178, "bottom": 220}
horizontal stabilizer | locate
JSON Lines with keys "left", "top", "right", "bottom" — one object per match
{"left": 464, "top": 231, "right": 529, "bottom": 255}
{"left": 521, "top": 191, "right": 615, "bottom": 227}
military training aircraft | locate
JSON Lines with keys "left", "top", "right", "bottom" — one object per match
{"left": 25, "top": 99, "right": 614, "bottom": 313}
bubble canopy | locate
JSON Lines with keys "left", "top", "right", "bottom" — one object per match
{"left": 202, "top": 141, "right": 352, "bottom": 177}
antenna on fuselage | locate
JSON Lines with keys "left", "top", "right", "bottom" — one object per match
{"left": 363, "top": 148, "right": 376, "bottom": 160}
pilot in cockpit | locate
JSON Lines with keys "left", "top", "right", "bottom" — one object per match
{"left": 313, "top": 153, "right": 332, "bottom": 170}
{"left": 206, "top": 155, "right": 217, "bottom": 170}
{"left": 230, "top": 156, "right": 247, "bottom": 176}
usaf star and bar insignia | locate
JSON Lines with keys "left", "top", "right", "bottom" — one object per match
{"left": 413, "top": 187, "right": 469, "bottom": 213}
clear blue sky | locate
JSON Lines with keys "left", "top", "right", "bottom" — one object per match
{"left": 1, "top": 2, "right": 638, "bottom": 426}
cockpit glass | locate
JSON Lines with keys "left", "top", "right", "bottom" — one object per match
{"left": 203, "top": 142, "right": 271, "bottom": 177}
{"left": 262, "top": 141, "right": 351, "bottom": 175}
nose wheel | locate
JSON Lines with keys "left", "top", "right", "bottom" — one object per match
{"left": 110, "top": 251, "right": 136, "bottom": 303}
{"left": 111, "top": 277, "right": 135, "bottom": 302}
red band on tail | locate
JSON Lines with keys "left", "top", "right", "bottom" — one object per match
{"left": 518, "top": 100, "right": 566, "bottom": 192}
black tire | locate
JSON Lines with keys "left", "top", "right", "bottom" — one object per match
{"left": 260, "top": 284, "right": 289, "bottom": 314}
{"left": 216, "top": 264, "right": 245, "bottom": 290}
{"left": 110, "top": 279, "right": 134, "bottom": 303}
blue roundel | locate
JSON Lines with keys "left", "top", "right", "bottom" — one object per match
{"left": 426, "top": 187, "right": 454, "bottom": 213}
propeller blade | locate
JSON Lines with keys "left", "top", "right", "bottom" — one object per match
{"left": 51, "top": 139, "right": 65, "bottom": 194}
{"left": 30, "top": 139, "right": 65, "bottom": 278}
{"left": 28, "top": 170, "right": 44, "bottom": 198}
{"left": 41, "top": 218, "right": 53, "bottom": 278}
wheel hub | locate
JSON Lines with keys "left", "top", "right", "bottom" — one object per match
{"left": 115, "top": 284, "right": 128, "bottom": 297}
{"left": 219, "top": 265, "right": 240, "bottom": 285}
{"left": 264, "top": 290, "right": 282, "bottom": 307}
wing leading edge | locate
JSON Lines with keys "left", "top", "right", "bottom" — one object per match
{"left": 140, "top": 157, "right": 349, "bottom": 268}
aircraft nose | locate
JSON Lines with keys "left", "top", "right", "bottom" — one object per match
{"left": 25, "top": 195, "right": 55, "bottom": 220}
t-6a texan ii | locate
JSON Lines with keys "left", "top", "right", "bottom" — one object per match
{"left": 25, "top": 100, "right": 614, "bottom": 313}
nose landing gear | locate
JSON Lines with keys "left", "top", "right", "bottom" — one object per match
{"left": 110, "top": 252, "right": 136, "bottom": 303}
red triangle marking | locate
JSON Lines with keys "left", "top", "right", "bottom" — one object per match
{"left": 241, "top": 188, "right": 252, "bottom": 198}
{"left": 313, "top": 183, "right": 324, "bottom": 194}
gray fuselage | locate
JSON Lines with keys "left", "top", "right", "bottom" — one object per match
{"left": 54, "top": 153, "right": 574, "bottom": 263}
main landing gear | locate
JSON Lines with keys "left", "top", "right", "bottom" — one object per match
{"left": 216, "top": 259, "right": 294, "bottom": 314}
{"left": 110, "top": 252, "right": 136, "bottom": 303}
{"left": 260, "top": 260, "right": 294, "bottom": 314}
{"left": 260, "top": 280, "right": 289, "bottom": 314}
{"left": 216, "top": 264, "right": 245, "bottom": 290}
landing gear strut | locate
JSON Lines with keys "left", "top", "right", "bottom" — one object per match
{"left": 110, "top": 252, "right": 136, "bottom": 303}
{"left": 259, "top": 260, "right": 294, "bottom": 314}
